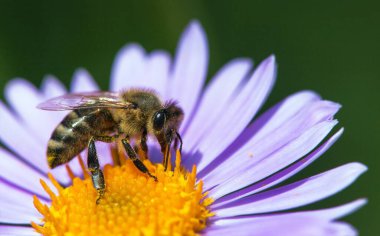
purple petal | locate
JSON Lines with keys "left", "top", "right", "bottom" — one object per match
{"left": 0, "top": 178, "right": 48, "bottom": 209}
{"left": 0, "top": 226, "right": 39, "bottom": 235}
{"left": 205, "top": 216, "right": 357, "bottom": 236}
{"left": 182, "top": 58, "right": 252, "bottom": 151}
{"left": 277, "top": 198, "right": 367, "bottom": 220}
{"left": 71, "top": 68, "right": 99, "bottom": 92}
{"left": 0, "top": 148, "right": 49, "bottom": 198}
{"left": 41, "top": 75, "right": 67, "bottom": 98}
{"left": 4, "top": 79, "right": 62, "bottom": 143}
{"left": 168, "top": 20, "right": 209, "bottom": 129}
{"left": 196, "top": 90, "right": 321, "bottom": 175}
{"left": 213, "top": 129, "right": 344, "bottom": 207}
{"left": 246, "top": 91, "right": 321, "bottom": 141}
{"left": 213, "top": 163, "right": 366, "bottom": 217}
{"left": 186, "top": 56, "right": 276, "bottom": 172}
{"left": 0, "top": 188, "right": 40, "bottom": 223}
{"left": 201, "top": 98, "right": 340, "bottom": 189}
{"left": 213, "top": 199, "right": 366, "bottom": 222}
{"left": 40, "top": 76, "right": 68, "bottom": 124}
{"left": 4, "top": 78, "right": 70, "bottom": 184}
{"left": 207, "top": 120, "right": 338, "bottom": 199}
{"left": 110, "top": 44, "right": 146, "bottom": 91}
{"left": 0, "top": 101, "right": 48, "bottom": 173}
{"left": 0, "top": 205, "right": 40, "bottom": 224}
{"left": 142, "top": 50, "right": 171, "bottom": 99}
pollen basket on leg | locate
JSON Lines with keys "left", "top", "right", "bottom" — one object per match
{"left": 32, "top": 151, "right": 213, "bottom": 235}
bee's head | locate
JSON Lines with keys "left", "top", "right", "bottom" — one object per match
{"left": 151, "top": 101, "right": 184, "bottom": 152}
{"left": 152, "top": 102, "right": 183, "bottom": 133}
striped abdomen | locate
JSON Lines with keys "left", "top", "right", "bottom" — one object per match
{"left": 47, "top": 108, "right": 116, "bottom": 168}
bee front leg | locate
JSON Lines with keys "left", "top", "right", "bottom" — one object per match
{"left": 139, "top": 129, "right": 149, "bottom": 160}
{"left": 121, "top": 138, "right": 157, "bottom": 181}
{"left": 87, "top": 137, "right": 106, "bottom": 204}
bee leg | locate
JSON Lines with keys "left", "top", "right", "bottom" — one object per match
{"left": 121, "top": 138, "right": 158, "bottom": 181}
{"left": 87, "top": 137, "right": 106, "bottom": 204}
{"left": 139, "top": 129, "right": 149, "bottom": 160}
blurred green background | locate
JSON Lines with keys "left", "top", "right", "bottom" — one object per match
{"left": 0, "top": 0, "right": 378, "bottom": 234}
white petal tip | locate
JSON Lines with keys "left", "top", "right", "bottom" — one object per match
{"left": 343, "top": 162, "right": 368, "bottom": 177}
{"left": 42, "top": 74, "right": 58, "bottom": 81}
{"left": 261, "top": 54, "right": 277, "bottom": 70}
{"left": 188, "top": 20, "right": 203, "bottom": 32}
{"left": 182, "top": 20, "right": 207, "bottom": 46}
{"left": 70, "top": 68, "right": 98, "bottom": 92}
{"left": 355, "top": 198, "right": 368, "bottom": 207}
{"left": 73, "top": 68, "right": 90, "bottom": 79}
{"left": 336, "top": 127, "right": 345, "bottom": 135}
{"left": 4, "top": 79, "right": 36, "bottom": 101}
{"left": 5, "top": 78, "right": 29, "bottom": 89}
{"left": 119, "top": 43, "right": 145, "bottom": 55}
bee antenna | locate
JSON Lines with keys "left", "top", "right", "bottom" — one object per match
{"left": 164, "top": 100, "right": 178, "bottom": 108}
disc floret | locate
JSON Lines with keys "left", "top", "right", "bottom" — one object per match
{"left": 32, "top": 151, "right": 213, "bottom": 235}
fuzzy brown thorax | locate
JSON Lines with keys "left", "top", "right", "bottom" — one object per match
{"left": 111, "top": 89, "right": 163, "bottom": 136}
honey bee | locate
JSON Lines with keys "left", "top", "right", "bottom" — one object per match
{"left": 38, "top": 89, "right": 184, "bottom": 202}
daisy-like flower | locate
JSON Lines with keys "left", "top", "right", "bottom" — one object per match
{"left": 0, "top": 21, "right": 366, "bottom": 236}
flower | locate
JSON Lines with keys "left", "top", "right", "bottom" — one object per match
{"left": 0, "top": 21, "right": 366, "bottom": 236}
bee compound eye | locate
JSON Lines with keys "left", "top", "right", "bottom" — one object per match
{"left": 153, "top": 111, "right": 166, "bottom": 131}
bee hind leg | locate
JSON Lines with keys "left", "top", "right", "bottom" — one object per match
{"left": 87, "top": 137, "right": 106, "bottom": 204}
{"left": 121, "top": 138, "right": 157, "bottom": 181}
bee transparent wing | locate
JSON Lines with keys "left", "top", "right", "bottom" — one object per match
{"left": 37, "top": 91, "right": 133, "bottom": 111}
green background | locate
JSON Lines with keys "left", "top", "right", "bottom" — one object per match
{"left": 0, "top": 0, "right": 378, "bottom": 234}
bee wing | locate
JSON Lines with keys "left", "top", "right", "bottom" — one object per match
{"left": 37, "top": 91, "right": 134, "bottom": 111}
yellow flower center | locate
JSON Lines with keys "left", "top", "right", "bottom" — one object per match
{"left": 32, "top": 150, "right": 214, "bottom": 236}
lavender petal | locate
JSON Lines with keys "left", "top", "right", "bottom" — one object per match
{"left": 182, "top": 58, "right": 252, "bottom": 152}
{"left": 169, "top": 20, "right": 209, "bottom": 129}
{"left": 0, "top": 226, "right": 39, "bottom": 236}
{"left": 214, "top": 163, "right": 366, "bottom": 217}
{"left": 0, "top": 148, "right": 49, "bottom": 198}
{"left": 201, "top": 98, "right": 340, "bottom": 189}
{"left": 213, "top": 198, "right": 366, "bottom": 222}
{"left": 0, "top": 101, "right": 48, "bottom": 173}
{"left": 141, "top": 50, "right": 171, "bottom": 99}
{"left": 110, "top": 43, "right": 147, "bottom": 91}
{"left": 40, "top": 75, "right": 68, "bottom": 126}
{"left": 207, "top": 120, "right": 338, "bottom": 199}
{"left": 213, "top": 129, "right": 344, "bottom": 207}
{"left": 4, "top": 79, "right": 60, "bottom": 143}
{"left": 187, "top": 56, "right": 276, "bottom": 172}
{"left": 41, "top": 75, "right": 67, "bottom": 98}
{"left": 205, "top": 216, "right": 357, "bottom": 236}
{"left": 71, "top": 68, "right": 99, "bottom": 92}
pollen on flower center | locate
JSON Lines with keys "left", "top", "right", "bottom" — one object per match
{"left": 32, "top": 150, "right": 214, "bottom": 236}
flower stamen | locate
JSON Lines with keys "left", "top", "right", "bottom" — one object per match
{"left": 32, "top": 150, "right": 214, "bottom": 235}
